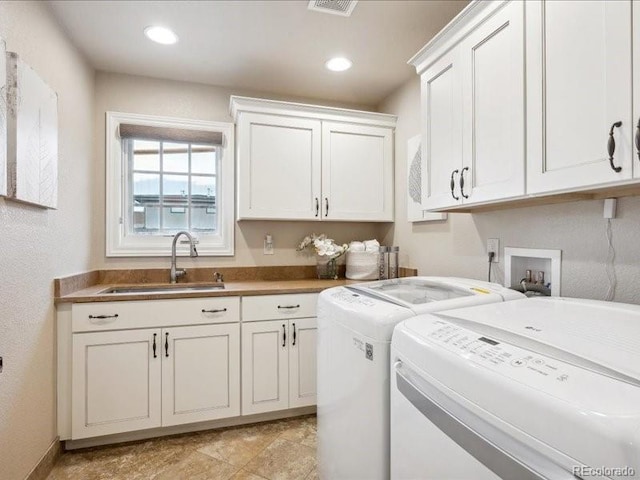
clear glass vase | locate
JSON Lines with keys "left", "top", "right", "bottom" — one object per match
{"left": 316, "top": 255, "right": 338, "bottom": 280}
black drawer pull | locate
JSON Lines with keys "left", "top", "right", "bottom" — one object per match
{"left": 201, "top": 308, "right": 227, "bottom": 313}
{"left": 315, "top": 197, "right": 319, "bottom": 217}
{"left": 292, "top": 323, "right": 297, "bottom": 346}
{"left": 152, "top": 333, "right": 157, "bottom": 358}
{"left": 277, "top": 304, "right": 300, "bottom": 309}
{"left": 282, "top": 324, "right": 287, "bottom": 347}
{"left": 88, "top": 314, "right": 119, "bottom": 319}
{"left": 608, "top": 121, "right": 623, "bottom": 172}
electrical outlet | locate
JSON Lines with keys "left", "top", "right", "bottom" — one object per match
{"left": 487, "top": 238, "right": 499, "bottom": 262}
{"left": 264, "top": 234, "right": 274, "bottom": 255}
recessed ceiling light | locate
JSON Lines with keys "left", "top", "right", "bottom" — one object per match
{"left": 325, "top": 57, "right": 352, "bottom": 72}
{"left": 144, "top": 26, "right": 179, "bottom": 45}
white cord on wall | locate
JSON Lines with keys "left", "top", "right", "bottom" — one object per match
{"left": 605, "top": 218, "right": 617, "bottom": 301}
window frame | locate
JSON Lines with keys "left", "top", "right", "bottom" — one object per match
{"left": 106, "top": 111, "right": 235, "bottom": 257}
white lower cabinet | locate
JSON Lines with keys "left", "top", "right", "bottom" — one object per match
{"left": 241, "top": 320, "right": 289, "bottom": 415}
{"left": 70, "top": 298, "right": 241, "bottom": 440}
{"left": 64, "top": 293, "right": 318, "bottom": 442}
{"left": 288, "top": 317, "right": 318, "bottom": 408}
{"left": 72, "top": 328, "right": 162, "bottom": 439}
{"left": 72, "top": 323, "right": 240, "bottom": 439}
{"left": 161, "top": 324, "right": 240, "bottom": 427}
{"left": 241, "top": 317, "right": 317, "bottom": 415}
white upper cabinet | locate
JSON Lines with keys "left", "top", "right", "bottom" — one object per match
{"left": 416, "top": 0, "right": 525, "bottom": 210}
{"left": 236, "top": 113, "right": 321, "bottom": 220}
{"left": 411, "top": 0, "right": 640, "bottom": 211}
{"left": 460, "top": 0, "right": 525, "bottom": 203}
{"left": 321, "top": 122, "right": 393, "bottom": 221}
{"left": 420, "top": 49, "right": 463, "bottom": 210}
{"left": 526, "top": 0, "right": 633, "bottom": 193}
{"left": 231, "top": 96, "right": 396, "bottom": 222}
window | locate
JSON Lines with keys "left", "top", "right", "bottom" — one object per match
{"left": 106, "top": 112, "right": 234, "bottom": 256}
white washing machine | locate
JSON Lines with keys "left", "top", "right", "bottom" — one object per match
{"left": 317, "top": 277, "right": 524, "bottom": 480}
{"left": 391, "top": 297, "right": 640, "bottom": 480}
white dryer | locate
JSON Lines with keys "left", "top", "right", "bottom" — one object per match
{"left": 317, "top": 277, "right": 524, "bottom": 480}
{"left": 391, "top": 297, "right": 640, "bottom": 479}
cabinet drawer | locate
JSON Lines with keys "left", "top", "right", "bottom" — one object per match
{"left": 242, "top": 294, "right": 318, "bottom": 322}
{"left": 72, "top": 297, "right": 240, "bottom": 332}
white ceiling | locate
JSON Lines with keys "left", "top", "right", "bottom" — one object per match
{"left": 48, "top": 0, "right": 467, "bottom": 106}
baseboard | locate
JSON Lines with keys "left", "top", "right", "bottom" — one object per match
{"left": 64, "top": 406, "right": 316, "bottom": 450}
{"left": 26, "top": 437, "right": 61, "bottom": 480}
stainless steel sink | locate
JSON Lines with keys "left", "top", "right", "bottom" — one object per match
{"left": 100, "top": 284, "right": 225, "bottom": 294}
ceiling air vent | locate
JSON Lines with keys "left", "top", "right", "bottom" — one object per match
{"left": 308, "top": 0, "right": 358, "bottom": 17}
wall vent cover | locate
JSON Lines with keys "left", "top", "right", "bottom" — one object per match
{"left": 308, "top": 0, "right": 358, "bottom": 17}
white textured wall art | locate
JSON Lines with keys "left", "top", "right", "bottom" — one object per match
{"left": 407, "top": 134, "right": 446, "bottom": 223}
{"left": 0, "top": 39, "right": 6, "bottom": 197}
{"left": 6, "top": 51, "right": 58, "bottom": 209}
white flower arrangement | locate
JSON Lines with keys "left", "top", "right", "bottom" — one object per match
{"left": 297, "top": 233, "right": 348, "bottom": 258}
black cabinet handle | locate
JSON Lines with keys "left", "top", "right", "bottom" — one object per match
{"left": 201, "top": 308, "right": 227, "bottom": 313}
{"left": 165, "top": 332, "right": 169, "bottom": 358}
{"left": 292, "top": 323, "right": 296, "bottom": 346}
{"left": 315, "top": 197, "right": 319, "bottom": 217}
{"left": 450, "top": 170, "right": 460, "bottom": 200}
{"left": 277, "top": 304, "right": 300, "bottom": 309}
{"left": 608, "top": 121, "right": 623, "bottom": 172}
{"left": 325, "top": 197, "right": 329, "bottom": 217}
{"left": 282, "top": 324, "right": 286, "bottom": 347}
{"left": 152, "top": 333, "right": 157, "bottom": 358}
{"left": 635, "top": 117, "right": 640, "bottom": 162}
{"left": 88, "top": 314, "right": 119, "bottom": 319}
{"left": 460, "top": 167, "right": 469, "bottom": 199}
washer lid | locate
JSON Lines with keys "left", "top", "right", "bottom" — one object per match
{"left": 318, "top": 287, "right": 414, "bottom": 341}
{"left": 348, "top": 276, "right": 523, "bottom": 312}
{"left": 434, "top": 296, "right": 640, "bottom": 384}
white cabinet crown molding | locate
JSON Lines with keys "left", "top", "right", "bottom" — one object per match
{"left": 229, "top": 96, "right": 397, "bottom": 128}
{"left": 409, "top": 0, "right": 510, "bottom": 75}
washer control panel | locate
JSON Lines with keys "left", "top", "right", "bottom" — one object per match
{"left": 425, "top": 321, "right": 573, "bottom": 385}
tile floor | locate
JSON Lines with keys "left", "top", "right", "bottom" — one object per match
{"left": 48, "top": 415, "right": 318, "bottom": 480}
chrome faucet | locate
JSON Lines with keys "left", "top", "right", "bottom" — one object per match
{"left": 170, "top": 231, "right": 198, "bottom": 283}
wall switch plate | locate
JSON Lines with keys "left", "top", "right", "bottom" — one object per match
{"left": 264, "top": 234, "right": 274, "bottom": 255}
{"left": 487, "top": 238, "right": 499, "bottom": 262}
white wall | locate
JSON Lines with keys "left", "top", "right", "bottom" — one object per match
{"left": 0, "top": 2, "right": 94, "bottom": 479}
{"left": 378, "top": 77, "right": 640, "bottom": 304}
{"left": 92, "top": 72, "right": 386, "bottom": 270}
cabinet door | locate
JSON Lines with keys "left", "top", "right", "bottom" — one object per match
{"left": 237, "top": 112, "right": 321, "bottom": 220}
{"left": 526, "top": 0, "right": 633, "bottom": 193}
{"left": 241, "top": 320, "right": 289, "bottom": 415}
{"left": 321, "top": 122, "right": 393, "bottom": 221}
{"left": 289, "top": 317, "right": 317, "bottom": 408}
{"left": 161, "top": 324, "right": 240, "bottom": 427}
{"left": 421, "top": 48, "right": 463, "bottom": 210}
{"left": 72, "top": 329, "right": 161, "bottom": 439}
{"left": 460, "top": 1, "right": 525, "bottom": 204}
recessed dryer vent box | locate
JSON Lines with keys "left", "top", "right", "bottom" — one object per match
{"left": 504, "top": 247, "right": 562, "bottom": 296}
